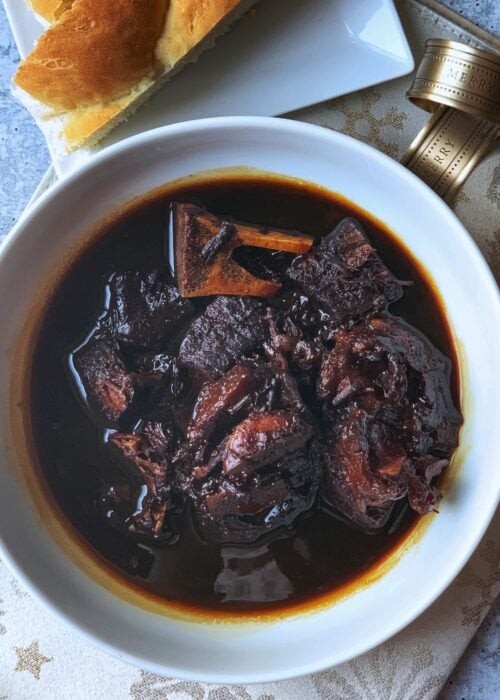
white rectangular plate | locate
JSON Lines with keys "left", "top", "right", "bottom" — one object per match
{"left": 4, "top": 0, "right": 413, "bottom": 177}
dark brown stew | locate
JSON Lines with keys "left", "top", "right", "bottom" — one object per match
{"left": 30, "top": 176, "right": 462, "bottom": 614}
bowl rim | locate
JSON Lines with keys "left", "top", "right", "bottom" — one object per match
{"left": 1, "top": 116, "right": 499, "bottom": 683}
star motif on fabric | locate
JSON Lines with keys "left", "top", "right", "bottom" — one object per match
{"left": 14, "top": 640, "right": 52, "bottom": 679}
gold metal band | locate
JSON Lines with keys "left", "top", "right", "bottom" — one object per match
{"left": 401, "top": 105, "right": 498, "bottom": 201}
{"left": 407, "top": 39, "right": 500, "bottom": 123}
{"left": 403, "top": 39, "right": 499, "bottom": 200}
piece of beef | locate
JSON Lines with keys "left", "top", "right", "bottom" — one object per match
{"left": 100, "top": 475, "right": 170, "bottom": 540}
{"left": 107, "top": 419, "right": 175, "bottom": 538}
{"left": 179, "top": 296, "right": 268, "bottom": 379}
{"left": 222, "top": 410, "right": 313, "bottom": 476}
{"left": 323, "top": 394, "right": 454, "bottom": 529}
{"left": 111, "top": 419, "right": 174, "bottom": 475}
{"left": 318, "top": 315, "right": 461, "bottom": 456}
{"left": 287, "top": 218, "right": 403, "bottom": 328}
{"left": 317, "top": 323, "right": 404, "bottom": 405}
{"left": 264, "top": 299, "right": 326, "bottom": 373}
{"left": 323, "top": 398, "right": 410, "bottom": 530}
{"left": 407, "top": 455, "right": 449, "bottom": 514}
{"left": 102, "top": 271, "right": 194, "bottom": 348}
{"left": 262, "top": 308, "right": 316, "bottom": 420}
{"left": 183, "top": 363, "right": 257, "bottom": 463}
{"left": 176, "top": 361, "right": 278, "bottom": 488}
{"left": 96, "top": 482, "right": 158, "bottom": 576}
{"left": 74, "top": 338, "right": 135, "bottom": 422}
{"left": 320, "top": 314, "right": 462, "bottom": 529}
{"left": 192, "top": 441, "right": 323, "bottom": 543}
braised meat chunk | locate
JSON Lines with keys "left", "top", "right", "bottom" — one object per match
{"left": 105, "top": 418, "right": 176, "bottom": 539}
{"left": 193, "top": 441, "right": 323, "bottom": 543}
{"left": 318, "top": 315, "right": 461, "bottom": 455}
{"left": 222, "top": 410, "right": 313, "bottom": 476}
{"left": 102, "top": 271, "right": 194, "bottom": 348}
{"left": 74, "top": 338, "right": 135, "bottom": 422}
{"left": 323, "top": 396, "right": 455, "bottom": 530}
{"left": 320, "top": 316, "right": 461, "bottom": 529}
{"left": 187, "top": 364, "right": 255, "bottom": 443}
{"left": 324, "top": 399, "right": 410, "bottom": 530}
{"left": 407, "top": 456, "right": 449, "bottom": 514}
{"left": 179, "top": 296, "right": 268, "bottom": 378}
{"left": 181, "top": 361, "right": 276, "bottom": 465}
{"left": 176, "top": 364, "right": 317, "bottom": 543}
{"left": 287, "top": 218, "right": 404, "bottom": 327}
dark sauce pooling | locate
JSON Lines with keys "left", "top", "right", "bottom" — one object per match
{"left": 30, "top": 176, "right": 462, "bottom": 613}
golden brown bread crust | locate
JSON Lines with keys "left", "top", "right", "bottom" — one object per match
{"left": 28, "top": 0, "right": 75, "bottom": 22}
{"left": 15, "top": 0, "right": 258, "bottom": 152}
{"left": 63, "top": 95, "right": 131, "bottom": 148}
{"left": 16, "top": 0, "right": 168, "bottom": 112}
{"left": 157, "top": 0, "right": 242, "bottom": 66}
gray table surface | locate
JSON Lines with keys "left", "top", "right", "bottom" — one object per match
{"left": 0, "top": 2, "right": 498, "bottom": 698}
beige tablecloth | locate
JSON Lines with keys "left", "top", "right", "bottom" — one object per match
{"left": 0, "top": 1, "right": 499, "bottom": 697}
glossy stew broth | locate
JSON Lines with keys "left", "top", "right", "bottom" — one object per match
{"left": 29, "top": 176, "right": 460, "bottom": 614}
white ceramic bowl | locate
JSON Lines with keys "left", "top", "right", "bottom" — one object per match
{"left": 0, "top": 117, "right": 499, "bottom": 683}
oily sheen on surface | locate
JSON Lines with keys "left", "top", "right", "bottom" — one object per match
{"left": 29, "top": 176, "right": 461, "bottom": 613}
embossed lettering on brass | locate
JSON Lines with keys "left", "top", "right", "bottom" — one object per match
{"left": 407, "top": 39, "right": 500, "bottom": 124}
{"left": 403, "top": 39, "right": 499, "bottom": 201}
{"left": 401, "top": 106, "right": 498, "bottom": 202}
